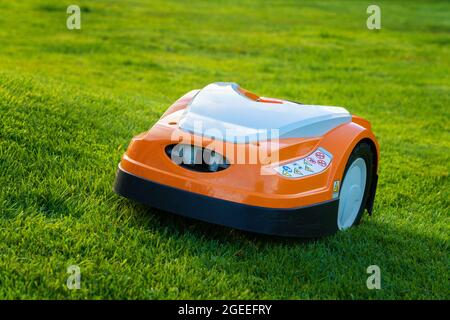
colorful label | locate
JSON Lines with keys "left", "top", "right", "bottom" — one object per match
{"left": 275, "top": 148, "right": 332, "bottom": 178}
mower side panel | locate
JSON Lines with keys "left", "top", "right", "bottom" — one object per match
{"left": 319, "top": 118, "right": 380, "bottom": 215}
{"left": 319, "top": 121, "right": 379, "bottom": 185}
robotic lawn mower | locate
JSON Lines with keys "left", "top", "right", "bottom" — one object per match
{"left": 114, "top": 82, "right": 379, "bottom": 237}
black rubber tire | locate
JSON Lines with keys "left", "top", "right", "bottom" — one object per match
{"left": 338, "top": 141, "right": 375, "bottom": 229}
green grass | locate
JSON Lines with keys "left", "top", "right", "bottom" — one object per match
{"left": 0, "top": 0, "right": 449, "bottom": 299}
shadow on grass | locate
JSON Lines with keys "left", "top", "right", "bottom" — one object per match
{"left": 126, "top": 199, "right": 448, "bottom": 267}
{"left": 131, "top": 202, "right": 316, "bottom": 245}
{"left": 127, "top": 201, "right": 448, "bottom": 250}
{"left": 117, "top": 199, "right": 449, "bottom": 298}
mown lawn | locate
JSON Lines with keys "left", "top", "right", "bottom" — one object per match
{"left": 0, "top": 0, "right": 449, "bottom": 299}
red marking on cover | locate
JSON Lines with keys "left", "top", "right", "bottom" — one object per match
{"left": 317, "top": 159, "right": 327, "bottom": 167}
{"left": 315, "top": 152, "right": 325, "bottom": 159}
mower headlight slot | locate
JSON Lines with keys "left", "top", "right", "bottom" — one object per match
{"left": 165, "top": 144, "right": 230, "bottom": 173}
{"left": 275, "top": 148, "right": 332, "bottom": 178}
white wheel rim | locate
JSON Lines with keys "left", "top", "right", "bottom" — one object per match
{"left": 337, "top": 157, "right": 367, "bottom": 230}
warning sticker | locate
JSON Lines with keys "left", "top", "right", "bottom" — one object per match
{"left": 275, "top": 148, "right": 332, "bottom": 178}
{"left": 317, "top": 159, "right": 327, "bottom": 167}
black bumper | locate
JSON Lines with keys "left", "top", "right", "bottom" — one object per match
{"left": 113, "top": 167, "right": 339, "bottom": 237}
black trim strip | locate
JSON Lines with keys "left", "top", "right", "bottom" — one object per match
{"left": 113, "top": 167, "right": 339, "bottom": 237}
{"left": 366, "top": 173, "right": 378, "bottom": 215}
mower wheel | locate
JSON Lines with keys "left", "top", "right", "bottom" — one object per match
{"left": 337, "top": 141, "right": 375, "bottom": 230}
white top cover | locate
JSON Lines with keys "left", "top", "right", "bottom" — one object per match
{"left": 178, "top": 82, "right": 351, "bottom": 143}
